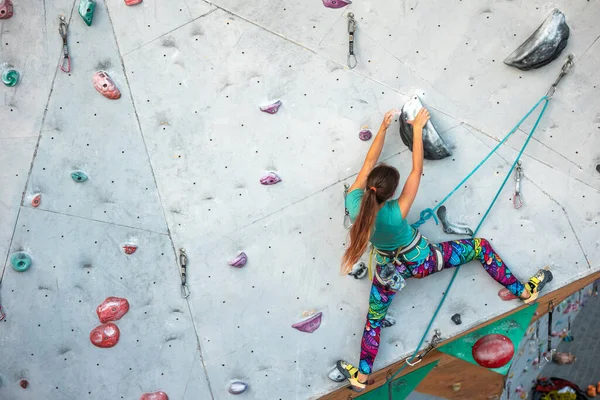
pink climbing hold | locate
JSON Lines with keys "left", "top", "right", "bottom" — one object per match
{"left": 31, "top": 194, "right": 41, "bottom": 208}
{"left": 228, "top": 252, "right": 248, "bottom": 268}
{"left": 96, "top": 297, "right": 130, "bottom": 323}
{"left": 122, "top": 244, "right": 138, "bottom": 255}
{"left": 359, "top": 129, "right": 372, "bottom": 141}
{"left": 140, "top": 391, "right": 169, "bottom": 400}
{"left": 0, "top": 0, "right": 14, "bottom": 19}
{"left": 92, "top": 71, "right": 121, "bottom": 100}
{"left": 498, "top": 288, "right": 518, "bottom": 301}
{"left": 472, "top": 334, "right": 514, "bottom": 369}
{"left": 292, "top": 312, "right": 323, "bottom": 333}
{"left": 259, "top": 100, "right": 282, "bottom": 114}
{"left": 322, "top": 0, "right": 351, "bottom": 9}
{"left": 19, "top": 379, "right": 28, "bottom": 389}
{"left": 90, "top": 322, "right": 120, "bottom": 348}
{"left": 260, "top": 172, "right": 281, "bottom": 185}
{"left": 125, "top": 0, "right": 143, "bottom": 5}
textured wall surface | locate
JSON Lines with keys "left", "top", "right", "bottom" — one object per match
{"left": 1, "top": 0, "right": 599, "bottom": 399}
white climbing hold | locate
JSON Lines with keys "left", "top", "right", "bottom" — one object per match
{"left": 228, "top": 380, "right": 248, "bottom": 394}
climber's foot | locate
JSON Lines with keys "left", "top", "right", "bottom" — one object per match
{"left": 523, "top": 268, "right": 553, "bottom": 304}
{"left": 336, "top": 360, "right": 366, "bottom": 392}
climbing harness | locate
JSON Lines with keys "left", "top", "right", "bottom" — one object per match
{"left": 513, "top": 160, "right": 524, "bottom": 209}
{"left": 179, "top": 248, "right": 190, "bottom": 298}
{"left": 59, "top": 15, "right": 71, "bottom": 73}
{"left": 545, "top": 301, "right": 555, "bottom": 362}
{"left": 383, "top": 55, "right": 574, "bottom": 389}
{"left": 343, "top": 183, "right": 352, "bottom": 229}
{"left": 405, "top": 329, "right": 442, "bottom": 367}
{"left": 347, "top": 13, "right": 357, "bottom": 69}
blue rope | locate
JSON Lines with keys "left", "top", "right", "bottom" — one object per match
{"left": 387, "top": 95, "right": 550, "bottom": 384}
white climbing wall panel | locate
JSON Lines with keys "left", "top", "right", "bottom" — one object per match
{"left": 0, "top": 0, "right": 599, "bottom": 399}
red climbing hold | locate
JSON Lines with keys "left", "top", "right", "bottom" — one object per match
{"left": 90, "top": 322, "right": 120, "bottom": 348}
{"left": 0, "top": 0, "right": 14, "bottom": 19}
{"left": 92, "top": 71, "right": 121, "bottom": 100}
{"left": 125, "top": 0, "right": 143, "bottom": 5}
{"left": 140, "top": 391, "right": 169, "bottom": 400}
{"left": 472, "top": 334, "right": 514, "bottom": 369}
{"left": 122, "top": 244, "right": 137, "bottom": 255}
{"left": 96, "top": 297, "right": 130, "bottom": 323}
{"left": 498, "top": 288, "right": 518, "bottom": 301}
{"left": 31, "top": 194, "right": 41, "bottom": 208}
{"left": 19, "top": 379, "right": 28, "bottom": 389}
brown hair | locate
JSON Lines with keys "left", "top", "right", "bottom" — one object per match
{"left": 341, "top": 164, "right": 400, "bottom": 273}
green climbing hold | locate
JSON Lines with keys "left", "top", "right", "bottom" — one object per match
{"left": 78, "top": 0, "right": 96, "bottom": 26}
{"left": 10, "top": 251, "right": 32, "bottom": 272}
{"left": 2, "top": 67, "right": 19, "bottom": 87}
{"left": 355, "top": 361, "right": 439, "bottom": 399}
{"left": 71, "top": 171, "right": 88, "bottom": 182}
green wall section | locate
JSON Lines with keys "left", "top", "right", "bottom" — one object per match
{"left": 437, "top": 305, "right": 538, "bottom": 375}
{"left": 356, "top": 361, "right": 439, "bottom": 400}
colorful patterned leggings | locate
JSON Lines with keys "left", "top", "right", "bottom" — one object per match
{"left": 358, "top": 238, "right": 526, "bottom": 375}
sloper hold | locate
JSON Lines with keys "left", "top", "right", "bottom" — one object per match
{"left": 78, "top": 0, "right": 96, "bottom": 26}
{"left": 260, "top": 172, "right": 281, "bottom": 185}
{"left": 228, "top": 252, "right": 247, "bottom": 267}
{"left": 0, "top": 0, "right": 14, "bottom": 19}
{"left": 96, "top": 297, "right": 130, "bottom": 323}
{"left": 504, "top": 9, "right": 570, "bottom": 71}
{"left": 140, "top": 392, "right": 168, "bottom": 400}
{"left": 399, "top": 95, "right": 452, "bottom": 160}
{"left": 90, "top": 322, "right": 120, "bottom": 348}
{"left": 228, "top": 380, "right": 248, "bottom": 395}
{"left": 260, "top": 100, "right": 282, "bottom": 114}
{"left": 93, "top": 71, "right": 121, "bottom": 99}
{"left": 359, "top": 129, "right": 372, "bottom": 141}
{"left": 436, "top": 206, "right": 474, "bottom": 236}
{"left": 292, "top": 312, "right": 322, "bottom": 333}
{"left": 472, "top": 334, "right": 514, "bottom": 369}
{"left": 125, "top": 0, "right": 143, "bottom": 5}
{"left": 322, "top": 0, "right": 351, "bottom": 9}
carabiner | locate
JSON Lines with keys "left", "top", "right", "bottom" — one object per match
{"left": 513, "top": 160, "right": 523, "bottom": 209}
{"left": 179, "top": 248, "right": 190, "bottom": 298}
{"left": 405, "top": 329, "right": 441, "bottom": 366}
{"left": 343, "top": 183, "right": 352, "bottom": 229}
{"left": 58, "top": 15, "right": 71, "bottom": 73}
{"left": 546, "top": 54, "right": 574, "bottom": 98}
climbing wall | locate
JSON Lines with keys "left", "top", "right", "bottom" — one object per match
{"left": 1, "top": 0, "right": 599, "bottom": 399}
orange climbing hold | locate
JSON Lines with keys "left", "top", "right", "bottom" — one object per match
{"left": 96, "top": 297, "right": 130, "bottom": 323}
{"left": 140, "top": 391, "right": 169, "bottom": 400}
{"left": 471, "top": 334, "right": 514, "bottom": 369}
{"left": 122, "top": 244, "right": 138, "bottom": 255}
{"left": 31, "top": 194, "right": 41, "bottom": 208}
{"left": 90, "top": 322, "right": 120, "bottom": 348}
{"left": 125, "top": 0, "right": 142, "bottom": 5}
{"left": 92, "top": 71, "right": 121, "bottom": 100}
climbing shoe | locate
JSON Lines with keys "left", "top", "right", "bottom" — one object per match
{"left": 336, "top": 360, "right": 366, "bottom": 392}
{"left": 523, "top": 268, "right": 553, "bottom": 304}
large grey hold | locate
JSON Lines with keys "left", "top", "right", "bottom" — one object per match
{"left": 228, "top": 380, "right": 248, "bottom": 394}
{"left": 504, "top": 9, "right": 569, "bottom": 71}
{"left": 399, "top": 95, "right": 452, "bottom": 160}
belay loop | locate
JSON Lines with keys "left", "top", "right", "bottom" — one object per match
{"left": 385, "top": 55, "right": 574, "bottom": 388}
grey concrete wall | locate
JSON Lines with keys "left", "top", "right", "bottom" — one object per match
{"left": 1, "top": 0, "right": 599, "bottom": 399}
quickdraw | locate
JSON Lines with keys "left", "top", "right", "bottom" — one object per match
{"left": 563, "top": 316, "right": 573, "bottom": 342}
{"left": 546, "top": 54, "right": 574, "bottom": 98}
{"left": 405, "top": 329, "right": 442, "bottom": 366}
{"left": 59, "top": 15, "right": 71, "bottom": 73}
{"left": 347, "top": 13, "right": 357, "bottom": 69}
{"left": 544, "top": 301, "right": 555, "bottom": 361}
{"left": 179, "top": 248, "right": 190, "bottom": 298}
{"left": 343, "top": 183, "right": 352, "bottom": 229}
{"left": 513, "top": 160, "right": 523, "bottom": 209}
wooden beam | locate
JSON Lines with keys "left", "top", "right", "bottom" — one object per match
{"left": 318, "top": 270, "right": 600, "bottom": 400}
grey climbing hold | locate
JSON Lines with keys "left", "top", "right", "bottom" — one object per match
{"left": 451, "top": 313, "right": 462, "bottom": 325}
{"left": 228, "top": 380, "right": 248, "bottom": 394}
{"left": 71, "top": 171, "right": 88, "bottom": 182}
{"left": 399, "top": 95, "right": 452, "bottom": 160}
{"left": 348, "top": 261, "right": 367, "bottom": 279}
{"left": 381, "top": 316, "right": 396, "bottom": 328}
{"left": 436, "top": 206, "right": 473, "bottom": 236}
{"left": 596, "top": 164, "right": 600, "bottom": 174}
{"left": 327, "top": 365, "right": 346, "bottom": 382}
{"left": 504, "top": 9, "right": 570, "bottom": 71}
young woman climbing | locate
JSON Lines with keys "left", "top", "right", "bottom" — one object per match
{"left": 335, "top": 108, "right": 553, "bottom": 392}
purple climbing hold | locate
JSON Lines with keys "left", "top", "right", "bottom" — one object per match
{"left": 228, "top": 252, "right": 247, "bottom": 268}
{"left": 260, "top": 172, "right": 281, "bottom": 185}
{"left": 0, "top": 0, "right": 14, "bottom": 19}
{"left": 322, "top": 0, "right": 351, "bottom": 9}
{"left": 228, "top": 380, "right": 248, "bottom": 395}
{"left": 359, "top": 129, "right": 372, "bottom": 141}
{"left": 292, "top": 312, "right": 322, "bottom": 333}
{"left": 260, "top": 100, "right": 282, "bottom": 114}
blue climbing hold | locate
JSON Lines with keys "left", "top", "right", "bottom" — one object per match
{"left": 71, "top": 171, "right": 88, "bottom": 182}
{"left": 10, "top": 251, "right": 32, "bottom": 272}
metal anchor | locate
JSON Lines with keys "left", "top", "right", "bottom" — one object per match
{"left": 343, "top": 183, "right": 352, "bottom": 229}
{"left": 436, "top": 206, "right": 473, "bottom": 236}
{"left": 59, "top": 15, "right": 71, "bottom": 73}
{"left": 179, "top": 248, "right": 190, "bottom": 298}
{"left": 513, "top": 160, "right": 523, "bottom": 209}
{"left": 406, "top": 329, "right": 442, "bottom": 366}
{"left": 347, "top": 13, "right": 357, "bottom": 69}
